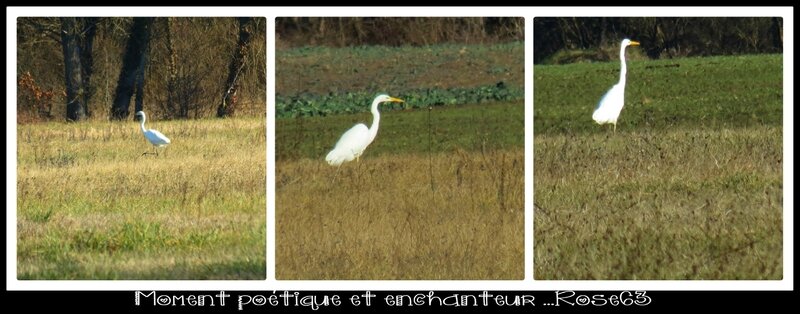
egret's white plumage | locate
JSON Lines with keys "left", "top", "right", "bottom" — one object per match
{"left": 325, "top": 94, "right": 404, "bottom": 166}
{"left": 136, "top": 111, "right": 170, "bottom": 155}
{"left": 592, "top": 38, "right": 640, "bottom": 132}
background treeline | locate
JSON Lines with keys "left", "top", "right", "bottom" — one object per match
{"left": 534, "top": 17, "right": 783, "bottom": 64}
{"left": 276, "top": 17, "right": 524, "bottom": 48}
{"left": 17, "top": 17, "right": 266, "bottom": 123}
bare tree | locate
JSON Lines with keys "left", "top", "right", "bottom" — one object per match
{"left": 534, "top": 17, "right": 783, "bottom": 64}
{"left": 79, "top": 17, "right": 99, "bottom": 117}
{"left": 60, "top": 17, "right": 86, "bottom": 121}
{"left": 771, "top": 17, "right": 783, "bottom": 50}
{"left": 164, "top": 17, "right": 182, "bottom": 117}
{"left": 111, "top": 17, "right": 154, "bottom": 120}
{"left": 217, "top": 17, "right": 253, "bottom": 118}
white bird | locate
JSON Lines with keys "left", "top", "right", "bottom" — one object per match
{"left": 135, "top": 111, "right": 170, "bottom": 156}
{"left": 325, "top": 94, "right": 404, "bottom": 166}
{"left": 592, "top": 38, "right": 640, "bottom": 132}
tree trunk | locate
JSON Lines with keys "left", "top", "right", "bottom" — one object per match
{"left": 771, "top": 17, "right": 783, "bottom": 52}
{"left": 79, "top": 17, "right": 98, "bottom": 117}
{"left": 217, "top": 17, "right": 253, "bottom": 118}
{"left": 60, "top": 17, "right": 86, "bottom": 122}
{"left": 111, "top": 17, "right": 154, "bottom": 120}
{"left": 163, "top": 17, "right": 186, "bottom": 118}
{"left": 134, "top": 59, "right": 145, "bottom": 114}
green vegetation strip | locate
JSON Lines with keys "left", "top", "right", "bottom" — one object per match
{"left": 276, "top": 84, "right": 523, "bottom": 118}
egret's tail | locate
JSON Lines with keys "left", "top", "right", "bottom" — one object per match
{"left": 325, "top": 149, "right": 345, "bottom": 166}
{"left": 592, "top": 110, "right": 613, "bottom": 125}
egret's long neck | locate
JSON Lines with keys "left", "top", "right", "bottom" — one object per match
{"left": 618, "top": 44, "right": 628, "bottom": 86}
{"left": 139, "top": 115, "right": 147, "bottom": 133}
{"left": 368, "top": 99, "right": 381, "bottom": 142}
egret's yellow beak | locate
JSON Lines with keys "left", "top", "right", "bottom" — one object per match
{"left": 630, "top": 41, "right": 640, "bottom": 46}
{"left": 389, "top": 97, "right": 404, "bottom": 103}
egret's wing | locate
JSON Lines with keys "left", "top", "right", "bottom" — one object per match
{"left": 594, "top": 86, "right": 613, "bottom": 111}
{"left": 145, "top": 129, "right": 171, "bottom": 146}
{"left": 592, "top": 84, "right": 624, "bottom": 124}
{"left": 333, "top": 124, "right": 369, "bottom": 151}
{"left": 326, "top": 123, "right": 369, "bottom": 165}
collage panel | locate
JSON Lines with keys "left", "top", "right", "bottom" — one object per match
{"left": 16, "top": 17, "right": 267, "bottom": 279}
{"left": 533, "top": 17, "right": 783, "bottom": 280}
{"left": 274, "top": 17, "right": 525, "bottom": 279}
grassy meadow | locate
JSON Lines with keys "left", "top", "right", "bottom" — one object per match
{"left": 17, "top": 117, "right": 266, "bottom": 279}
{"left": 534, "top": 54, "right": 783, "bottom": 279}
{"left": 276, "top": 41, "right": 524, "bottom": 280}
{"left": 277, "top": 102, "right": 524, "bottom": 279}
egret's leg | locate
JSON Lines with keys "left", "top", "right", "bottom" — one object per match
{"left": 332, "top": 165, "right": 342, "bottom": 183}
{"left": 613, "top": 123, "right": 617, "bottom": 133}
{"left": 354, "top": 155, "right": 364, "bottom": 183}
{"left": 142, "top": 147, "right": 156, "bottom": 156}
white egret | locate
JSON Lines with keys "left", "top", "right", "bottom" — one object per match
{"left": 135, "top": 111, "right": 170, "bottom": 156}
{"left": 325, "top": 94, "right": 404, "bottom": 166}
{"left": 592, "top": 38, "right": 640, "bottom": 132}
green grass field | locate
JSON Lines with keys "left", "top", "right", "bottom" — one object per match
{"left": 534, "top": 54, "right": 783, "bottom": 279}
{"left": 277, "top": 102, "right": 524, "bottom": 160}
{"left": 17, "top": 117, "right": 266, "bottom": 279}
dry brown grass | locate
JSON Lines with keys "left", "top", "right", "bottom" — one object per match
{"left": 276, "top": 149, "right": 524, "bottom": 279}
{"left": 534, "top": 127, "right": 782, "bottom": 279}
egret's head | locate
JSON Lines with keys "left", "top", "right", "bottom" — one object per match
{"left": 375, "top": 94, "right": 404, "bottom": 104}
{"left": 622, "top": 39, "right": 640, "bottom": 47}
{"left": 134, "top": 111, "right": 145, "bottom": 121}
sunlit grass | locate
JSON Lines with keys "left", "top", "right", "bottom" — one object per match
{"left": 17, "top": 117, "right": 266, "bottom": 279}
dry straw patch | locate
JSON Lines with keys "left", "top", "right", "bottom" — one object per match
{"left": 277, "top": 149, "right": 523, "bottom": 279}
{"left": 535, "top": 127, "right": 782, "bottom": 279}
